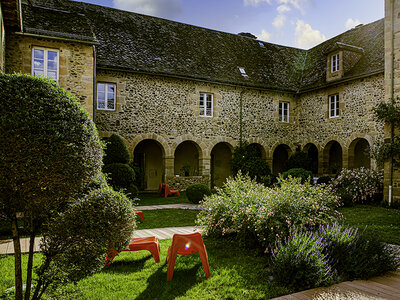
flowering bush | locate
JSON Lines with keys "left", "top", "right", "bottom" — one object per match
{"left": 271, "top": 224, "right": 398, "bottom": 290}
{"left": 196, "top": 173, "right": 342, "bottom": 251}
{"left": 330, "top": 167, "right": 383, "bottom": 204}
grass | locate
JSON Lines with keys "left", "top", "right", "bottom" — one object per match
{"left": 134, "top": 192, "right": 191, "bottom": 206}
{"left": 0, "top": 239, "right": 289, "bottom": 299}
{"left": 136, "top": 209, "right": 199, "bottom": 230}
{"left": 338, "top": 204, "right": 400, "bottom": 245}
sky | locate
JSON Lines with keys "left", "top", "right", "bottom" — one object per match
{"left": 73, "top": 0, "right": 384, "bottom": 50}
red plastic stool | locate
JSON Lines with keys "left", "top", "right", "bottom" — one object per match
{"left": 106, "top": 236, "right": 160, "bottom": 265}
{"left": 166, "top": 232, "right": 211, "bottom": 281}
{"left": 135, "top": 210, "right": 145, "bottom": 222}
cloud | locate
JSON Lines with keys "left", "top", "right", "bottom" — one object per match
{"left": 257, "top": 29, "right": 272, "bottom": 41}
{"left": 113, "top": 0, "right": 182, "bottom": 19}
{"left": 243, "top": 0, "right": 271, "bottom": 7}
{"left": 277, "top": 4, "right": 291, "bottom": 14}
{"left": 295, "top": 20, "right": 326, "bottom": 49}
{"left": 273, "top": 14, "right": 286, "bottom": 28}
{"left": 278, "top": 0, "right": 309, "bottom": 14}
{"left": 345, "top": 18, "right": 361, "bottom": 30}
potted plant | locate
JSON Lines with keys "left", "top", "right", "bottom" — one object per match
{"left": 181, "top": 162, "right": 191, "bottom": 176}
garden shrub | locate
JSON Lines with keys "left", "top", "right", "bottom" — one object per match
{"left": 126, "top": 184, "right": 139, "bottom": 198}
{"left": 231, "top": 142, "right": 271, "bottom": 182}
{"left": 285, "top": 151, "right": 313, "bottom": 172}
{"left": 41, "top": 186, "right": 136, "bottom": 286}
{"left": 196, "top": 173, "right": 342, "bottom": 250}
{"left": 317, "top": 176, "right": 332, "bottom": 185}
{"left": 330, "top": 167, "right": 383, "bottom": 204}
{"left": 271, "top": 224, "right": 398, "bottom": 291}
{"left": 282, "top": 168, "right": 313, "bottom": 184}
{"left": 103, "top": 134, "right": 130, "bottom": 165}
{"left": 186, "top": 183, "right": 212, "bottom": 204}
{"left": 103, "top": 163, "right": 136, "bottom": 190}
{"left": 271, "top": 230, "right": 335, "bottom": 290}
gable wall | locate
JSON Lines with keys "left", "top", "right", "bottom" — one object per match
{"left": 4, "top": 33, "right": 95, "bottom": 116}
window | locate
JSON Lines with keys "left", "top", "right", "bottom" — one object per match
{"left": 329, "top": 94, "right": 339, "bottom": 118}
{"left": 97, "top": 83, "right": 116, "bottom": 111}
{"left": 32, "top": 48, "right": 59, "bottom": 81}
{"left": 238, "top": 67, "right": 248, "bottom": 77}
{"left": 279, "top": 102, "right": 289, "bottom": 123}
{"left": 331, "top": 53, "right": 339, "bottom": 73}
{"left": 199, "top": 93, "right": 212, "bottom": 117}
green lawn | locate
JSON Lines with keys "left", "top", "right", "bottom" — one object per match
{"left": 136, "top": 209, "right": 199, "bottom": 230}
{"left": 134, "top": 192, "right": 191, "bottom": 206}
{"left": 0, "top": 239, "right": 289, "bottom": 299}
{"left": 338, "top": 204, "right": 400, "bottom": 245}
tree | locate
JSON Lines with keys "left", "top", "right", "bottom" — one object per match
{"left": 0, "top": 73, "right": 104, "bottom": 299}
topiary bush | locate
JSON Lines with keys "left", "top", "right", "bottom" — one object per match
{"left": 196, "top": 173, "right": 342, "bottom": 250}
{"left": 125, "top": 184, "right": 139, "bottom": 198}
{"left": 271, "top": 224, "right": 398, "bottom": 291}
{"left": 186, "top": 183, "right": 212, "bottom": 204}
{"left": 330, "top": 167, "right": 383, "bottom": 205}
{"left": 282, "top": 168, "right": 313, "bottom": 184}
{"left": 317, "top": 176, "right": 332, "bottom": 185}
{"left": 231, "top": 142, "right": 271, "bottom": 182}
{"left": 103, "top": 134, "right": 130, "bottom": 165}
{"left": 103, "top": 163, "right": 136, "bottom": 190}
{"left": 285, "top": 151, "right": 313, "bottom": 172}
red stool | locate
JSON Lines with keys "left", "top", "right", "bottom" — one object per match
{"left": 135, "top": 210, "right": 145, "bottom": 222}
{"left": 166, "top": 232, "right": 211, "bottom": 281}
{"left": 106, "top": 236, "right": 160, "bottom": 265}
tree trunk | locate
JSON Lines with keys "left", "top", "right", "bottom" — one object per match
{"left": 11, "top": 216, "right": 23, "bottom": 300}
{"left": 25, "top": 216, "right": 36, "bottom": 300}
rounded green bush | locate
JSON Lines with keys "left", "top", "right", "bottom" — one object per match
{"left": 126, "top": 184, "right": 139, "bottom": 198}
{"left": 282, "top": 168, "right": 313, "bottom": 184}
{"left": 317, "top": 176, "right": 332, "bottom": 185}
{"left": 186, "top": 183, "right": 211, "bottom": 204}
{"left": 103, "top": 163, "right": 136, "bottom": 190}
{"left": 103, "top": 134, "right": 130, "bottom": 165}
{"left": 285, "top": 151, "right": 313, "bottom": 172}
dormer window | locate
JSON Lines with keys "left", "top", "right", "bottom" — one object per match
{"left": 331, "top": 54, "right": 339, "bottom": 73}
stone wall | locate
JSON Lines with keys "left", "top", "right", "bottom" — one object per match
{"left": 4, "top": 33, "right": 94, "bottom": 116}
{"left": 384, "top": 0, "right": 400, "bottom": 203}
{"left": 166, "top": 175, "right": 210, "bottom": 191}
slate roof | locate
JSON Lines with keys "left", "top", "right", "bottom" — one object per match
{"left": 22, "top": 0, "right": 384, "bottom": 93}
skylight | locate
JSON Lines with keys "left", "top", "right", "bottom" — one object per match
{"left": 238, "top": 67, "right": 248, "bottom": 77}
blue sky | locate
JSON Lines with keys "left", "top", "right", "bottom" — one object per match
{"left": 74, "top": 0, "right": 384, "bottom": 49}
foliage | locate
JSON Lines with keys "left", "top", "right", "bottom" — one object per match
{"left": 129, "top": 162, "right": 144, "bottom": 190}
{"left": 36, "top": 186, "right": 135, "bottom": 293}
{"left": 103, "top": 134, "right": 130, "bottom": 165}
{"left": 186, "top": 183, "right": 212, "bottom": 204}
{"left": 196, "top": 173, "right": 342, "bottom": 251}
{"left": 0, "top": 73, "right": 103, "bottom": 299}
{"left": 271, "top": 230, "right": 334, "bottom": 290}
{"left": 125, "top": 184, "right": 139, "bottom": 198}
{"left": 317, "top": 176, "right": 332, "bottom": 185}
{"left": 373, "top": 99, "right": 400, "bottom": 125}
{"left": 103, "top": 163, "right": 136, "bottom": 190}
{"left": 285, "top": 151, "right": 313, "bottom": 172}
{"left": 330, "top": 167, "right": 383, "bottom": 204}
{"left": 282, "top": 168, "right": 313, "bottom": 184}
{"left": 231, "top": 142, "right": 271, "bottom": 182}
{"left": 271, "top": 224, "right": 398, "bottom": 290}
{"left": 370, "top": 136, "right": 400, "bottom": 168}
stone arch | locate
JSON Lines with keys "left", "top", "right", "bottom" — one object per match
{"left": 348, "top": 138, "right": 371, "bottom": 169}
{"left": 247, "top": 137, "right": 270, "bottom": 159}
{"left": 272, "top": 144, "right": 292, "bottom": 175}
{"left": 133, "top": 139, "right": 166, "bottom": 191}
{"left": 129, "top": 133, "right": 171, "bottom": 158}
{"left": 303, "top": 143, "right": 319, "bottom": 174}
{"left": 174, "top": 140, "right": 202, "bottom": 176}
{"left": 248, "top": 142, "right": 267, "bottom": 160}
{"left": 323, "top": 140, "right": 343, "bottom": 175}
{"left": 211, "top": 142, "right": 233, "bottom": 187}
{"left": 171, "top": 135, "right": 205, "bottom": 159}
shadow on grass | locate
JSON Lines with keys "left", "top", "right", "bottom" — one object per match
{"left": 136, "top": 261, "right": 203, "bottom": 300}
{"left": 104, "top": 255, "right": 153, "bottom": 274}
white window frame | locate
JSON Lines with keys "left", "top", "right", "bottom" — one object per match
{"left": 279, "top": 102, "right": 289, "bottom": 123}
{"left": 331, "top": 53, "right": 339, "bottom": 73}
{"left": 97, "top": 82, "right": 116, "bottom": 111}
{"left": 31, "top": 47, "right": 59, "bottom": 82}
{"left": 329, "top": 94, "right": 339, "bottom": 118}
{"left": 199, "top": 93, "right": 213, "bottom": 117}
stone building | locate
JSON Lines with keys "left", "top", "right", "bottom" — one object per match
{"left": 0, "top": 0, "right": 398, "bottom": 202}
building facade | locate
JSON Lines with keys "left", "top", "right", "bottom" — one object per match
{"left": 1, "top": 0, "right": 398, "bottom": 202}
